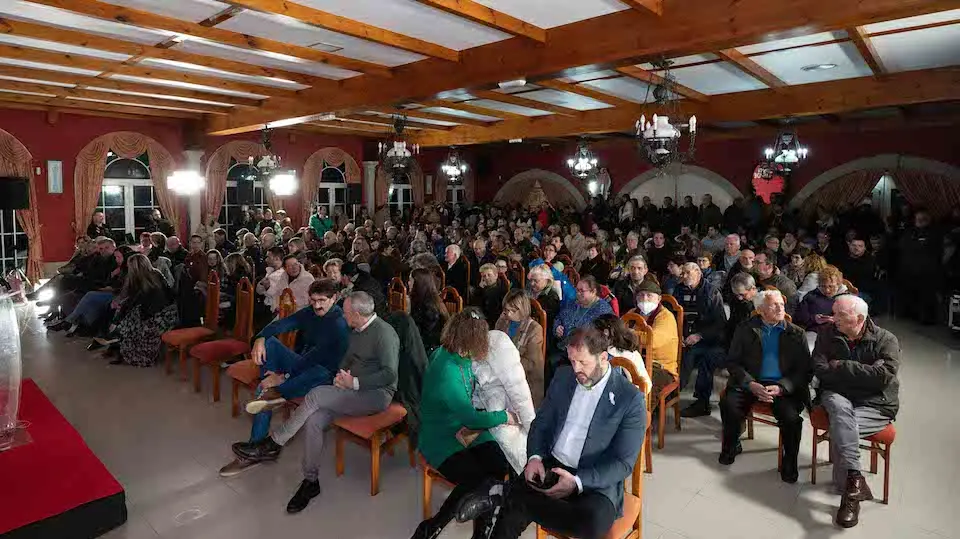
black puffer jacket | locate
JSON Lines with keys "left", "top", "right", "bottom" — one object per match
{"left": 813, "top": 318, "right": 900, "bottom": 419}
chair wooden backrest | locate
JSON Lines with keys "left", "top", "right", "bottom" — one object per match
{"left": 661, "top": 294, "right": 684, "bottom": 369}
{"left": 432, "top": 264, "right": 446, "bottom": 290}
{"left": 557, "top": 254, "right": 573, "bottom": 268}
{"left": 460, "top": 255, "right": 470, "bottom": 286}
{"left": 441, "top": 286, "right": 463, "bottom": 314}
{"left": 620, "top": 312, "right": 655, "bottom": 373}
{"left": 497, "top": 272, "right": 511, "bottom": 291}
{"left": 842, "top": 279, "right": 859, "bottom": 295}
{"left": 389, "top": 277, "right": 407, "bottom": 312}
{"left": 529, "top": 298, "right": 548, "bottom": 359}
{"left": 234, "top": 277, "right": 255, "bottom": 343}
{"left": 608, "top": 356, "right": 648, "bottom": 536}
{"left": 203, "top": 270, "right": 221, "bottom": 331}
{"left": 563, "top": 267, "right": 580, "bottom": 285}
{"left": 509, "top": 259, "right": 526, "bottom": 288}
{"left": 277, "top": 288, "right": 298, "bottom": 349}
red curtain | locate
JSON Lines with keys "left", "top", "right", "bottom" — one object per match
{"left": 302, "top": 147, "right": 361, "bottom": 227}
{"left": 892, "top": 169, "right": 960, "bottom": 218}
{"left": 801, "top": 169, "right": 882, "bottom": 218}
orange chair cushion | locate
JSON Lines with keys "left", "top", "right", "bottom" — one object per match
{"left": 190, "top": 339, "right": 250, "bottom": 364}
{"left": 227, "top": 359, "right": 260, "bottom": 387}
{"left": 865, "top": 423, "right": 896, "bottom": 445}
{"left": 333, "top": 402, "right": 407, "bottom": 439}
{"left": 162, "top": 327, "right": 215, "bottom": 346}
{"left": 604, "top": 493, "right": 640, "bottom": 539}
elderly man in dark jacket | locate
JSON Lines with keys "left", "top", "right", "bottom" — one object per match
{"left": 720, "top": 290, "right": 811, "bottom": 483}
{"left": 814, "top": 295, "right": 899, "bottom": 529}
{"left": 675, "top": 262, "right": 728, "bottom": 418}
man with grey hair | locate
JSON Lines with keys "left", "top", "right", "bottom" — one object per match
{"left": 814, "top": 295, "right": 899, "bottom": 529}
{"left": 715, "top": 234, "right": 741, "bottom": 272}
{"left": 720, "top": 290, "right": 810, "bottom": 483}
{"left": 728, "top": 272, "right": 759, "bottom": 341}
{"left": 675, "top": 262, "right": 728, "bottom": 418}
{"left": 233, "top": 291, "right": 400, "bottom": 514}
{"left": 444, "top": 243, "right": 468, "bottom": 299}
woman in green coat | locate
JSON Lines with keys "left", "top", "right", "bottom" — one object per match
{"left": 309, "top": 205, "right": 334, "bottom": 239}
{"left": 412, "top": 308, "right": 518, "bottom": 539}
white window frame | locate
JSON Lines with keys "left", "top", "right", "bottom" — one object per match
{"left": 0, "top": 209, "right": 27, "bottom": 275}
{"left": 98, "top": 178, "right": 157, "bottom": 239}
{"left": 218, "top": 178, "right": 269, "bottom": 239}
{"left": 388, "top": 184, "right": 414, "bottom": 214}
{"left": 447, "top": 184, "right": 466, "bottom": 205}
{"left": 316, "top": 164, "right": 349, "bottom": 220}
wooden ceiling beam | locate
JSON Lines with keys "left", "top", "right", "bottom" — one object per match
{"left": 0, "top": 99, "right": 186, "bottom": 123}
{"left": 416, "top": 98, "right": 528, "bottom": 120}
{"left": 0, "top": 91, "right": 201, "bottom": 118}
{"left": 534, "top": 79, "right": 640, "bottom": 108}
{"left": 224, "top": 0, "right": 459, "bottom": 61}
{"left": 0, "top": 64, "right": 262, "bottom": 107}
{"left": 297, "top": 123, "right": 393, "bottom": 138}
{"left": 468, "top": 89, "right": 580, "bottom": 116}
{"left": 26, "top": 0, "right": 391, "bottom": 78}
{"left": 410, "top": 67, "right": 960, "bottom": 146}
{"left": 619, "top": 0, "right": 664, "bottom": 16}
{"left": 338, "top": 114, "right": 455, "bottom": 131}
{"left": 412, "top": 0, "right": 546, "bottom": 42}
{"left": 614, "top": 65, "right": 709, "bottom": 102}
{"left": 0, "top": 79, "right": 229, "bottom": 114}
{"left": 847, "top": 26, "right": 887, "bottom": 76}
{"left": 209, "top": 0, "right": 956, "bottom": 134}
{"left": 369, "top": 107, "right": 495, "bottom": 127}
{"left": 716, "top": 49, "right": 786, "bottom": 88}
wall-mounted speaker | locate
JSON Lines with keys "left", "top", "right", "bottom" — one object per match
{"left": 348, "top": 184, "right": 363, "bottom": 204}
{"left": 0, "top": 178, "right": 30, "bottom": 210}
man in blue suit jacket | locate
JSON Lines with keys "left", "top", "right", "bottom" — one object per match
{"left": 459, "top": 326, "right": 647, "bottom": 539}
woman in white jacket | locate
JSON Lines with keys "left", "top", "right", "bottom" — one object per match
{"left": 471, "top": 330, "right": 536, "bottom": 474}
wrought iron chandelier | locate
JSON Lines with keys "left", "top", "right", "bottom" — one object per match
{"left": 440, "top": 147, "right": 467, "bottom": 184}
{"left": 761, "top": 128, "right": 808, "bottom": 173}
{"left": 566, "top": 140, "right": 600, "bottom": 180}
{"left": 252, "top": 127, "right": 297, "bottom": 196}
{"left": 378, "top": 115, "right": 419, "bottom": 184}
{"left": 634, "top": 58, "right": 697, "bottom": 169}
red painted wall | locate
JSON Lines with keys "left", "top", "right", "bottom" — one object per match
{"left": 0, "top": 109, "right": 366, "bottom": 262}
{"left": 417, "top": 124, "right": 960, "bottom": 203}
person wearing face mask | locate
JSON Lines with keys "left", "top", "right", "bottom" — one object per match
{"left": 633, "top": 280, "right": 679, "bottom": 401}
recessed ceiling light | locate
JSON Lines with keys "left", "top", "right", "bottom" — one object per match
{"left": 801, "top": 63, "right": 838, "bottom": 72}
{"left": 308, "top": 42, "right": 344, "bottom": 53}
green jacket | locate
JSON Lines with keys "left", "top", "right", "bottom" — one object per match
{"left": 417, "top": 346, "right": 507, "bottom": 468}
{"left": 309, "top": 214, "right": 334, "bottom": 239}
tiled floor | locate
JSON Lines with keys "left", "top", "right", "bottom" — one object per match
{"left": 18, "top": 316, "right": 960, "bottom": 539}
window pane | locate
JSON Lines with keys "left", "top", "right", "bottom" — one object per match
{"left": 102, "top": 186, "right": 124, "bottom": 207}
{"left": 1, "top": 210, "right": 14, "bottom": 232}
{"left": 134, "top": 209, "right": 152, "bottom": 228}
{"left": 334, "top": 188, "right": 345, "bottom": 204}
{"left": 105, "top": 208, "right": 125, "bottom": 229}
{"left": 317, "top": 188, "right": 330, "bottom": 204}
{"left": 321, "top": 167, "right": 345, "bottom": 183}
{"left": 133, "top": 185, "right": 153, "bottom": 206}
{"left": 226, "top": 186, "right": 238, "bottom": 205}
{"left": 255, "top": 187, "right": 265, "bottom": 205}
{"left": 389, "top": 189, "right": 399, "bottom": 203}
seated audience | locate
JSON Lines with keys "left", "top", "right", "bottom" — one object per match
{"left": 579, "top": 240, "right": 611, "bottom": 286}
{"left": 714, "top": 234, "right": 742, "bottom": 273}
{"left": 526, "top": 264, "right": 561, "bottom": 332}
{"left": 549, "top": 276, "right": 613, "bottom": 388}
{"left": 612, "top": 255, "right": 652, "bottom": 314}
{"left": 814, "top": 295, "right": 899, "bottom": 528}
{"left": 221, "top": 279, "right": 349, "bottom": 477}
{"left": 700, "top": 225, "right": 724, "bottom": 254}
{"left": 339, "top": 262, "right": 387, "bottom": 315}
{"left": 720, "top": 290, "right": 811, "bottom": 483}
{"left": 409, "top": 267, "right": 449, "bottom": 356}
{"left": 675, "top": 263, "right": 727, "bottom": 418}
{"left": 212, "top": 228, "right": 236, "bottom": 257}
{"left": 781, "top": 246, "right": 809, "bottom": 287}
{"left": 472, "top": 263, "right": 508, "bottom": 328}
{"left": 755, "top": 250, "right": 799, "bottom": 314}
{"left": 164, "top": 236, "right": 187, "bottom": 266}
{"left": 268, "top": 254, "right": 315, "bottom": 311}
{"left": 591, "top": 314, "right": 652, "bottom": 390}
{"left": 48, "top": 240, "right": 124, "bottom": 335}
{"left": 645, "top": 231, "right": 671, "bottom": 277}
{"left": 495, "top": 289, "right": 546, "bottom": 407}
{"left": 727, "top": 272, "right": 759, "bottom": 340}
{"left": 662, "top": 257, "right": 683, "bottom": 296}
{"left": 633, "top": 280, "right": 679, "bottom": 399}
{"left": 442, "top": 244, "right": 469, "bottom": 300}
{"left": 232, "top": 292, "right": 397, "bottom": 513}
{"left": 323, "top": 258, "right": 342, "bottom": 282}
{"left": 133, "top": 232, "right": 151, "bottom": 253}
{"left": 797, "top": 253, "right": 829, "bottom": 301}
{"left": 412, "top": 309, "right": 518, "bottom": 539}
{"left": 456, "top": 326, "right": 646, "bottom": 539}
{"left": 794, "top": 265, "right": 846, "bottom": 334}
{"left": 111, "top": 254, "right": 177, "bottom": 367}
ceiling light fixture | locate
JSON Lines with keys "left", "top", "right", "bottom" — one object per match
{"left": 566, "top": 139, "right": 600, "bottom": 181}
{"left": 251, "top": 127, "right": 298, "bottom": 197}
{"left": 167, "top": 170, "right": 205, "bottom": 195}
{"left": 378, "top": 116, "right": 419, "bottom": 187}
{"left": 508, "top": 138, "right": 523, "bottom": 143}
{"left": 634, "top": 58, "right": 697, "bottom": 169}
{"left": 800, "top": 63, "right": 838, "bottom": 72}
{"left": 440, "top": 147, "right": 468, "bottom": 184}
{"left": 498, "top": 78, "right": 527, "bottom": 89}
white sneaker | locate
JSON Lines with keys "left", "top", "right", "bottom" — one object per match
{"left": 218, "top": 457, "right": 260, "bottom": 477}
{"left": 245, "top": 397, "right": 287, "bottom": 415}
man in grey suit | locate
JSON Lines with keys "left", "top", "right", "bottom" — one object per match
{"left": 458, "top": 326, "right": 647, "bottom": 539}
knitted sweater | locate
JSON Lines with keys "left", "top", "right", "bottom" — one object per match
{"left": 552, "top": 298, "right": 613, "bottom": 351}
{"left": 341, "top": 316, "right": 400, "bottom": 397}
{"left": 258, "top": 305, "right": 350, "bottom": 397}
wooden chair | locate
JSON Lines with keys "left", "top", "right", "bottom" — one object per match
{"left": 529, "top": 298, "right": 548, "bottom": 359}
{"left": 441, "top": 286, "right": 463, "bottom": 314}
{"left": 389, "top": 277, "right": 408, "bottom": 312}
{"left": 720, "top": 388, "right": 784, "bottom": 472}
{"left": 189, "top": 277, "right": 255, "bottom": 402}
{"left": 619, "top": 312, "right": 655, "bottom": 473}
{"left": 420, "top": 454, "right": 456, "bottom": 520}
{"left": 497, "top": 271, "right": 511, "bottom": 291}
{"left": 277, "top": 288, "right": 297, "bottom": 349}
{"left": 842, "top": 279, "right": 860, "bottom": 295}
{"left": 161, "top": 270, "right": 220, "bottom": 380}
{"left": 509, "top": 259, "right": 526, "bottom": 288}
{"left": 334, "top": 402, "right": 415, "bottom": 496}
{"left": 563, "top": 267, "right": 580, "bottom": 285}
{"left": 537, "top": 356, "right": 649, "bottom": 539}
{"left": 557, "top": 254, "right": 573, "bottom": 268}
{"left": 656, "top": 294, "right": 684, "bottom": 450}
{"left": 432, "top": 264, "right": 446, "bottom": 290}
{"left": 810, "top": 406, "right": 895, "bottom": 504}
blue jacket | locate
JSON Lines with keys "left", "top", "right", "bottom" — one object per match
{"left": 529, "top": 258, "right": 577, "bottom": 307}
{"left": 258, "top": 305, "right": 350, "bottom": 397}
{"left": 528, "top": 366, "right": 646, "bottom": 516}
{"left": 552, "top": 298, "right": 613, "bottom": 351}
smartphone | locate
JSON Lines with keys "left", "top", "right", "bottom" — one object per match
{"left": 529, "top": 470, "right": 560, "bottom": 490}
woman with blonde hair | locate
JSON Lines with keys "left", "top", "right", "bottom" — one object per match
{"left": 494, "top": 289, "right": 545, "bottom": 406}
{"left": 794, "top": 264, "right": 848, "bottom": 333}
{"left": 413, "top": 308, "right": 518, "bottom": 539}
{"left": 797, "top": 253, "right": 831, "bottom": 301}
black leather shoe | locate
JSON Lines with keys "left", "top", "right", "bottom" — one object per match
{"left": 780, "top": 457, "right": 799, "bottom": 484}
{"left": 681, "top": 399, "right": 711, "bottom": 418}
{"left": 410, "top": 519, "right": 443, "bottom": 539}
{"left": 48, "top": 320, "right": 70, "bottom": 332}
{"left": 232, "top": 437, "right": 283, "bottom": 462}
{"left": 456, "top": 489, "right": 500, "bottom": 523}
{"left": 836, "top": 474, "right": 869, "bottom": 528}
{"left": 286, "top": 480, "right": 321, "bottom": 513}
{"left": 718, "top": 442, "right": 743, "bottom": 465}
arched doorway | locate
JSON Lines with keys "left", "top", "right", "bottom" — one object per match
{"left": 302, "top": 147, "right": 362, "bottom": 226}
{"left": 618, "top": 165, "right": 741, "bottom": 210}
{"left": 96, "top": 152, "right": 157, "bottom": 241}
{"left": 494, "top": 169, "right": 587, "bottom": 210}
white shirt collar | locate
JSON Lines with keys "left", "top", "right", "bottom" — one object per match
{"left": 356, "top": 313, "right": 377, "bottom": 333}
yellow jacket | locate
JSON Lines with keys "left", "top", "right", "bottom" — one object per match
{"left": 648, "top": 308, "right": 679, "bottom": 376}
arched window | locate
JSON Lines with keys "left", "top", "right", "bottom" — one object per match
{"left": 96, "top": 151, "right": 158, "bottom": 241}
{"left": 316, "top": 161, "right": 349, "bottom": 218}
{"left": 217, "top": 159, "right": 270, "bottom": 239}
{"left": 389, "top": 172, "right": 413, "bottom": 214}
{"left": 0, "top": 204, "right": 27, "bottom": 275}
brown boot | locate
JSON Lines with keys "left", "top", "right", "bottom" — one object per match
{"left": 836, "top": 473, "right": 870, "bottom": 528}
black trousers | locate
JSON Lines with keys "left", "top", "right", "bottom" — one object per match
{"left": 431, "top": 442, "right": 511, "bottom": 529}
{"left": 719, "top": 387, "right": 803, "bottom": 464}
{"left": 491, "top": 457, "right": 617, "bottom": 539}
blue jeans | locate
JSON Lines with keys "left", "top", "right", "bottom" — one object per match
{"left": 680, "top": 343, "right": 725, "bottom": 401}
{"left": 66, "top": 291, "right": 115, "bottom": 326}
{"left": 249, "top": 337, "right": 332, "bottom": 442}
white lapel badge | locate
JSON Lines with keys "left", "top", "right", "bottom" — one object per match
{"left": 609, "top": 391, "right": 616, "bottom": 406}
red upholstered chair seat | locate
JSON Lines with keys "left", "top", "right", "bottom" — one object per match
{"left": 810, "top": 406, "right": 895, "bottom": 443}
{"left": 334, "top": 402, "right": 407, "bottom": 440}
{"left": 162, "top": 327, "right": 215, "bottom": 346}
{"left": 866, "top": 424, "right": 896, "bottom": 445}
{"left": 226, "top": 359, "right": 260, "bottom": 387}
{"left": 190, "top": 339, "right": 250, "bottom": 364}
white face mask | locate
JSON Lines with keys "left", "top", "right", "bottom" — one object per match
{"left": 637, "top": 301, "right": 659, "bottom": 315}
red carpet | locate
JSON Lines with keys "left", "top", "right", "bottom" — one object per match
{"left": 0, "top": 379, "right": 126, "bottom": 538}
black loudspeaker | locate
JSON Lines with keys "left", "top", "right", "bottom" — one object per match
{"left": 0, "top": 178, "right": 30, "bottom": 210}
{"left": 348, "top": 184, "right": 362, "bottom": 204}
{"left": 236, "top": 178, "right": 255, "bottom": 205}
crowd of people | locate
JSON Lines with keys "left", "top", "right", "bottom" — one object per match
{"left": 31, "top": 187, "right": 955, "bottom": 537}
